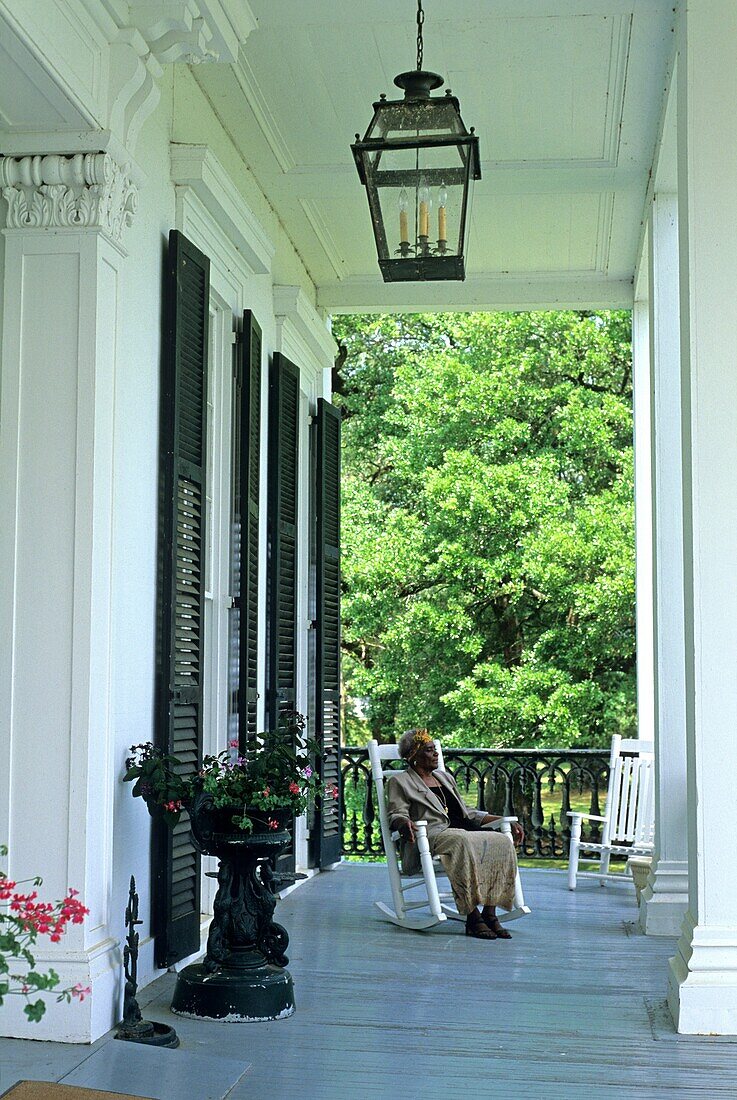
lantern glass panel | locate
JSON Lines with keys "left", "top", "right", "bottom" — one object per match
{"left": 370, "top": 142, "right": 471, "bottom": 261}
{"left": 365, "top": 99, "right": 466, "bottom": 142}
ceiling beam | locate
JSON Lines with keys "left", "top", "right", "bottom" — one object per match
{"left": 318, "top": 275, "right": 634, "bottom": 315}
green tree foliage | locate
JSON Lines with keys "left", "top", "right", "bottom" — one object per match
{"left": 332, "top": 311, "right": 635, "bottom": 749}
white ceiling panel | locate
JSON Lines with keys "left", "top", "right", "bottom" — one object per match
{"left": 468, "top": 192, "right": 612, "bottom": 275}
{"left": 194, "top": 0, "right": 675, "bottom": 311}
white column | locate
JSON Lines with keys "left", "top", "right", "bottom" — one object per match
{"left": 639, "top": 193, "right": 689, "bottom": 936}
{"left": 0, "top": 153, "right": 137, "bottom": 1042}
{"left": 667, "top": 0, "right": 737, "bottom": 1034}
{"left": 632, "top": 294, "right": 655, "bottom": 745}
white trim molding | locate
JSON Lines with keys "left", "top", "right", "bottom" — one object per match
{"left": 170, "top": 144, "right": 275, "bottom": 275}
{"left": 273, "top": 285, "right": 336, "bottom": 393}
{"left": 319, "top": 274, "right": 635, "bottom": 314}
{"left": 0, "top": 152, "right": 137, "bottom": 248}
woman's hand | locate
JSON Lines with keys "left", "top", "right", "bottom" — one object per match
{"left": 481, "top": 815, "right": 524, "bottom": 846}
{"left": 399, "top": 819, "right": 417, "bottom": 843}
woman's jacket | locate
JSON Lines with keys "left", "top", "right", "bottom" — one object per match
{"left": 385, "top": 767, "right": 488, "bottom": 873}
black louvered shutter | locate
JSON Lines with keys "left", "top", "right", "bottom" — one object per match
{"left": 315, "top": 399, "right": 342, "bottom": 866}
{"left": 266, "top": 353, "right": 300, "bottom": 730}
{"left": 229, "top": 312, "right": 262, "bottom": 751}
{"left": 267, "top": 353, "right": 300, "bottom": 874}
{"left": 154, "top": 229, "right": 209, "bottom": 967}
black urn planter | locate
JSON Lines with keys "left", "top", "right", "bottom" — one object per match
{"left": 170, "top": 791, "right": 295, "bottom": 1022}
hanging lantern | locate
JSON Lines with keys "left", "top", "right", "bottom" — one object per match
{"left": 351, "top": 1, "right": 481, "bottom": 282}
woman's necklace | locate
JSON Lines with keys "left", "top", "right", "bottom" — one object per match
{"left": 414, "top": 768, "right": 448, "bottom": 814}
{"left": 431, "top": 784, "right": 448, "bottom": 813}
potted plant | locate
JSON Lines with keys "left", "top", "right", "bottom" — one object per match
{"left": 123, "top": 711, "right": 336, "bottom": 840}
{"left": 123, "top": 712, "right": 338, "bottom": 1022}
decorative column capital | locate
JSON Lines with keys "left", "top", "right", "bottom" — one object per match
{"left": 0, "top": 153, "right": 138, "bottom": 245}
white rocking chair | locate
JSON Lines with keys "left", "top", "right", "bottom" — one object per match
{"left": 368, "top": 738, "right": 531, "bottom": 931}
{"left": 567, "top": 734, "right": 655, "bottom": 890}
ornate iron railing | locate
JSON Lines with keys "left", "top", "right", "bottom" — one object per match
{"left": 341, "top": 746, "right": 610, "bottom": 861}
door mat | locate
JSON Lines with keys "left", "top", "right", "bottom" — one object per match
{"left": 1, "top": 1084, "right": 149, "bottom": 1100}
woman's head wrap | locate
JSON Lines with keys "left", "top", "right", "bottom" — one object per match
{"left": 398, "top": 728, "right": 433, "bottom": 763}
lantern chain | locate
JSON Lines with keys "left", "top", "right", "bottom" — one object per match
{"left": 416, "top": 0, "right": 424, "bottom": 71}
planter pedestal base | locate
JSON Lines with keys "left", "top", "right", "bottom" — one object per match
{"left": 175, "top": 797, "right": 297, "bottom": 1023}
{"left": 171, "top": 947, "right": 294, "bottom": 1021}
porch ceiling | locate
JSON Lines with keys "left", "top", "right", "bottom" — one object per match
{"left": 194, "top": 0, "right": 675, "bottom": 314}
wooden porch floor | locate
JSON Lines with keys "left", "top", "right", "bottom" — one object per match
{"left": 3, "top": 864, "right": 737, "bottom": 1098}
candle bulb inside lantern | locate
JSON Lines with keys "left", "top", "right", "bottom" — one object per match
{"left": 398, "top": 187, "right": 409, "bottom": 245}
{"left": 438, "top": 181, "right": 448, "bottom": 242}
{"left": 419, "top": 181, "right": 430, "bottom": 238}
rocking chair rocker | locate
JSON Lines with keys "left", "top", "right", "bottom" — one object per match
{"left": 368, "top": 739, "right": 530, "bottom": 931}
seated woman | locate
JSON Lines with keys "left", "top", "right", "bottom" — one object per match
{"left": 386, "top": 728, "right": 524, "bottom": 940}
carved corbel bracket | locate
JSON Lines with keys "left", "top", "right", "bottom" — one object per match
{"left": 104, "top": 1, "right": 255, "bottom": 152}
{"left": 135, "top": 6, "right": 218, "bottom": 66}
{"left": 0, "top": 153, "right": 138, "bottom": 245}
{"left": 109, "top": 28, "right": 164, "bottom": 154}
{"left": 129, "top": 1, "right": 256, "bottom": 66}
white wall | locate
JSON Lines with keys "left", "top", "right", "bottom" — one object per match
{"left": 0, "top": 36, "right": 335, "bottom": 1041}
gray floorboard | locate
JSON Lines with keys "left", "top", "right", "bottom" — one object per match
{"left": 2, "top": 866, "right": 737, "bottom": 1099}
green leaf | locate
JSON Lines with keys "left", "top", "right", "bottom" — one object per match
{"left": 24, "top": 999, "right": 47, "bottom": 1023}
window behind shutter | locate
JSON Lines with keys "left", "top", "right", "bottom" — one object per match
{"left": 229, "top": 311, "right": 262, "bottom": 751}
{"left": 315, "top": 398, "right": 342, "bottom": 867}
{"left": 154, "top": 229, "right": 210, "bottom": 967}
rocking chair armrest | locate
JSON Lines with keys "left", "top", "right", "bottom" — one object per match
{"left": 566, "top": 812, "right": 608, "bottom": 822}
{"left": 485, "top": 816, "right": 518, "bottom": 829}
{"left": 390, "top": 820, "right": 429, "bottom": 842}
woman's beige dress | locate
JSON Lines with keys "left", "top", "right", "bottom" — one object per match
{"left": 385, "top": 767, "right": 517, "bottom": 915}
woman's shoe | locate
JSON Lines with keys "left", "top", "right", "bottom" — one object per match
{"left": 465, "top": 914, "right": 497, "bottom": 940}
{"left": 484, "top": 916, "right": 512, "bottom": 939}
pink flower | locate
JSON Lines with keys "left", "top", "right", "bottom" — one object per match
{"left": 0, "top": 877, "right": 17, "bottom": 901}
{"left": 267, "top": 818, "right": 279, "bottom": 831}
{"left": 301, "top": 766, "right": 313, "bottom": 779}
{"left": 262, "top": 787, "right": 270, "bottom": 797}
{"left": 71, "top": 983, "right": 91, "bottom": 1002}
{"left": 288, "top": 781, "right": 300, "bottom": 795}
{"left": 229, "top": 738, "right": 239, "bottom": 748}
{"left": 164, "top": 800, "right": 183, "bottom": 813}
{"left": 329, "top": 784, "right": 339, "bottom": 800}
